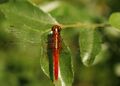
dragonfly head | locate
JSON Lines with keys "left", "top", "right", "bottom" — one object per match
{"left": 52, "top": 25, "right": 61, "bottom": 33}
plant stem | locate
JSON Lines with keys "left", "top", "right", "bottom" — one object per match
{"left": 60, "top": 22, "right": 110, "bottom": 29}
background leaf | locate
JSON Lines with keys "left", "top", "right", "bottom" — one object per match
{"left": 109, "top": 12, "right": 120, "bottom": 29}
{"left": 79, "top": 28, "right": 101, "bottom": 66}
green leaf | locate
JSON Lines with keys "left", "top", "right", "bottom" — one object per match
{"left": 0, "top": 0, "right": 57, "bottom": 32}
{"left": 0, "top": 0, "right": 58, "bottom": 86}
{"left": 109, "top": 12, "right": 120, "bottom": 29}
{"left": 79, "top": 28, "right": 101, "bottom": 66}
{"left": 59, "top": 42, "right": 73, "bottom": 86}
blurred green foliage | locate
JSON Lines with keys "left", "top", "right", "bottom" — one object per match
{"left": 0, "top": 0, "right": 120, "bottom": 86}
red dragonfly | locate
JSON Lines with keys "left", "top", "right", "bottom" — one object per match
{"left": 51, "top": 25, "right": 61, "bottom": 80}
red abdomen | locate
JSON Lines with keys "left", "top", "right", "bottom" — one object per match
{"left": 51, "top": 25, "right": 61, "bottom": 80}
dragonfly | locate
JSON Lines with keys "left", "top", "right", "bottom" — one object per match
{"left": 41, "top": 24, "right": 72, "bottom": 82}
{"left": 50, "top": 25, "right": 62, "bottom": 80}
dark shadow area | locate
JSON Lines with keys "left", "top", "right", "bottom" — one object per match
{"left": 18, "top": 76, "right": 30, "bottom": 86}
{"left": 47, "top": 34, "right": 54, "bottom": 81}
{"left": 0, "top": 0, "right": 9, "bottom": 4}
